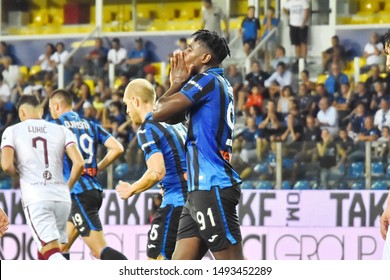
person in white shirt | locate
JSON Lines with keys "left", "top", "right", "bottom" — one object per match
{"left": 0, "top": 74, "right": 11, "bottom": 102}
{"left": 264, "top": 62, "right": 293, "bottom": 99}
{"left": 1, "top": 56, "right": 19, "bottom": 90}
{"left": 316, "top": 96, "right": 339, "bottom": 136}
{"left": 35, "top": 43, "right": 56, "bottom": 79}
{"left": 50, "top": 42, "right": 70, "bottom": 73}
{"left": 1, "top": 95, "right": 84, "bottom": 260}
{"left": 374, "top": 98, "right": 390, "bottom": 130}
{"left": 107, "top": 37, "right": 128, "bottom": 75}
{"left": 201, "top": 0, "right": 229, "bottom": 39}
{"left": 363, "top": 32, "right": 385, "bottom": 71}
{"left": 283, "top": 0, "right": 310, "bottom": 64}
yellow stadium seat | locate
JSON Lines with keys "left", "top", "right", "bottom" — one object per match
{"left": 29, "top": 65, "right": 42, "bottom": 76}
{"left": 378, "top": 11, "right": 390, "bottom": 24}
{"left": 359, "top": 0, "right": 379, "bottom": 13}
{"left": 359, "top": 73, "right": 369, "bottom": 82}
{"left": 19, "top": 66, "right": 29, "bottom": 78}
{"left": 30, "top": 10, "right": 49, "bottom": 26}
{"left": 316, "top": 74, "right": 328, "bottom": 84}
{"left": 84, "top": 79, "right": 95, "bottom": 96}
{"left": 114, "top": 78, "right": 122, "bottom": 89}
{"left": 380, "top": 73, "right": 388, "bottom": 79}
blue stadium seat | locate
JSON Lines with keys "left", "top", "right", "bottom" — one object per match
{"left": 267, "top": 153, "right": 276, "bottom": 167}
{"left": 282, "top": 158, "right": 294, "bottom": 170}
{"left": 114, "top": 163, "right": 129, "bottom": 180}
{"left": 293, "top": 180, "right": 310, "bottom": 190}
{"left": 351, "top": 181, "right": 365, "bottom": 190}
{"left": 349, "top": 162, "right": 364, "bottom": 178}
{"left": 0, "top": 177, "right": 12, "bottom": 189}
{"left": 371, "top": 162, "right": 384, "bottom": 177}
{"left": 253, "top": 162, "right": 269, "bottom": 174}
{"left": 337, "top": 181, "right": 349, "bottom": 190}
{"left": 241, "top": 181, "right": 254, "bottom": 190}
{"left": 255, "top": 181, "right": 273, "bottom": 190}
{"left": 281, "top": 180, "right": 292, "bottom": 190}
{"left": 371, "top": 181, "right": 388, "bottom": 190}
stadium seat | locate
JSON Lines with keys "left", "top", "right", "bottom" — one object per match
{"left": 281, "top": 180, "right": 292, "bottom": 190}
{"left": 84, "top": 79, "right": 95, "bottom": 96}
{"left": 371, "top": 181, "right": 388, "bottom": 190}
{"left": 267, "top": 153, "right": 276, "bottom": 167}
{"left": 0, "top": 177, "right": 12, "bottom": 190}
{"left": 241, "top": 181, "right": 254, "bottom": 190}
{"left": 351, "top": 181, "right": 365, "bottom": 190}
{"left": 114, "top": 163, "right": 129, "bottom": 180}
{"left": 359, "top": 0, "right": 379, "bottom": 13}
{"left": 337, "top": 181, "right": 349, "bottom": 190}
{"left": 359, "top": 73, "right": 369, "bottom": 82}
{"left": 255, "top": 181, "right": 273, "bottom": 190}
{"left": 293, "top": 180, "right": 310, "bottom": 190}
{"left": 29, "top": 65, "right": 42, "bottom": 77}
{"left": 371, "top": 161, "right": 384, "bottom": 177}
{"left": 253, "top": 162, "right": 269, "bottom": 174}
{"left": 19, "top": 65, "right": 29, "bottom": 78}
{"left": 282, "top": 158, "right": 294, "bottom": 170}
{"left": 349, "top": 162, "right": 364, "bottom": 178}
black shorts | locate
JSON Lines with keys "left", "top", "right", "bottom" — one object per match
{"left": 243, "top": 39, "right": 256, "bottom": 49}
{"left": 176, "top": 185, "right": 242, "bottom": 252}
{"left": 147, "top": 205, "right": 182, "bottom": 259}
{"left": 69, "top": 189, "right": 103, "bottom": 237}
{"left": 289, "top": 25, "right": 308, "bottom": 45}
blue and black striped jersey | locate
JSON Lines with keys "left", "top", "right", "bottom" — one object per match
{"left": 137, "top": 112, "right": 187, "bottom": 207}
{"left": 180, "top": 67, "right": 242, "bottom": 192}
{"left": 52, "top": 111, "right": 111, "bottom": 194}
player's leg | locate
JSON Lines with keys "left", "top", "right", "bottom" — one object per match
{"left": 59, "top": 221, "right": 79, "bottom": 259}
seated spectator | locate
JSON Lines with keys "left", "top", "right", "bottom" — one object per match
{"left": 106, "top": 38, "right": 128, "bottom": 75}
{"left": 333, "top": 82, "right": 352, "bottom": 126}
{"left": 322, "top": 35, "right": 346, "bottom": 73}
{"left": 9, "top": 74, "right": 28, "bottom": 104}
{"left": 1, "top": 56, "right": 19, "bottom": 89}
{"left": 35, "top": 43, "right": 56, "bottom": 81}
{"left": 365, "top": 65, "right": 386, "bottom": 97}
{"left": 245, "top": 60, "right": 270, "bottom": 91}
{"left": 82, "top": 101, "right": 99, "bottom": 125}
{"left": 271, "top": 112, "right": 302, "bottom": 144}
{"left": 0, "top": 74, "right": 10, "bottom": 103}
{"left": 335, "top": 127, "right": 354, "bottom": 160}
{"left": 346, "top": 102, "right": 367, "bottom": 140}
{"left": 173, "top": 37, "right": 188, "bottom": 53}
{"left": 66, "top": 72, "right": 86, "bottom": 98}
{"left": 373, "top": 126, "right": 390, "bottom": 159}
{"left": 270, "top": 45, "right": 291, "bottom": 72}
{"left": 374, "top": 98, "right": 390, "bottom": 130}
{"left": 0, "top": 42, "right": 17, "bottom": 73}
{"left": 126, "top": 37, "right": 150, "bottom": 78}
{"left": 277, "top": 85, "right": 294, "bottom": 116}
{"left": 264, "top": 62, "right": 292, "bottom": 100}
{"left": 226, "top": 64, "right": 243, "bottom": 106}
{"left": 370, "top": 81, "right": 387, "bottom": 112}
{"left": 73, "top": 83, "right": 92, "bottom": 117}
{"left": 300, "top": 69, "right": 315, "bottom": 91}
{"left": 244, "top": 85, "right": 263, "bottom": 114}
{"left": 312, "top": 83, "right": 330, "bottom": 105}
{"left": 50, "top": 42, "right": 70, "bottom": 71}
{"left": 0, "top": 98, "right": 17, "bottom": 138}
{"left": 238, "top": 116, "right": 260, "bottom": 163}
{"left": 324, "top": 62, "right": 349, "bottom": 96}
{"left": 349, "top": 82, "right": 371, "bottom": 111}
{"left": 239, "top": 6, "right": 261, "bottom": 56}
{"left": 297, "top": 83, "right": 316, "bottom": 121}
{"left": 84, "top": 37, "right": 108, "bottom": 78}
{"left": 103, "top": 101, "right": 126, "bottom": 138}
{"left": 316, "top": 96, "right": 339, "bottom": 136}
{"left": 247, "top": 105, "right": 263, "bottom": 126}
{"left": 262, "top": 6, "right": 279, "bottom": 70}
{"left": 114, "top": 73, "right": 129, "bottom": 97}
{"left": 362, "top": 32, "right": 385, "bottom": 72}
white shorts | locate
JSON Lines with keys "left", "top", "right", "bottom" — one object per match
{"left": 24, "top": 201, "right": 71, "bottom": 251}
{"left": 383, "top": 229, "right": 390, "bottom": 260}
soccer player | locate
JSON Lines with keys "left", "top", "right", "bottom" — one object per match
{"left": 152, "top": 29, "right": 243, "bottom": 260}
{"left": 1, "top": 95, "right": 84, "bottom": 260}
{"left": 116, "top": 79, "right": 187, "bottom": 260}
{"left": 381, "top": 29, "right": 390, "bottom": 260}
{"left": 0, "top": 207, "right": 10, "bottom": 237}
{"left": 49, "top": 89, "right": 127, "bottom": 260}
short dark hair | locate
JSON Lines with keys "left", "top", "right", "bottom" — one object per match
{"left": 112, "top": 37, "right": 120, "bottom": 44}
{"left": 191, "top": 29, "right": 230, "bottom": 64}
{"left": 179, "top": 37, "right": 187, "bottom": 43}
{"left": 384, "top": 29, "right": 390, "bottom": 55}
{"left": 51, "top": 89, "right": 73, "bottom": 106}
{"left": 56, "top": 42, "right": 64, "bottom": 48}
{"left": 16, "top": 95, "right": 41, "bottom": 110}
{"left": 277, "top": 61, "right": 286, "bottom": 69}
{"left": 248, "top": 6, "right": 255, "bottom": 10}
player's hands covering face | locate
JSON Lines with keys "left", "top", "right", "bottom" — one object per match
{"left": 169, "top": 51, "right": 194, "bottom": 85}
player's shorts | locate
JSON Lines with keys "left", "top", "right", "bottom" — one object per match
{"left": 69, "top": 189, "right": 103, "bottom": 237}
{"left": 289, "top": 25, "right": 308, "bottom": 45}
{"left": 176, "top": 185, "right": 242, "bottom": 252}
{"left": 147, "top": 205, "right": 183, "bottom": 259}
{"left": 24, "top": 201, "right": 71, "bottom": 251}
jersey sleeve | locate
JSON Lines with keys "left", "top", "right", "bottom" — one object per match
{"left": 62, "top": 126, "right": 77, "bottom": 148}
{"left": 95, "top": 123, "right": 112, "bottom": 145}
{"left": 137, "top": 123, "right": 162, "bottom": 161}
{"left": 180, "top": 73, "right": 214, "bottom": 104}
{"left": 1, "top": 126, "right": 14, "bottom": 150}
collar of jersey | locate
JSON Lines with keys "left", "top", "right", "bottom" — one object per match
{"left": 145, "top": 111, "right": 153, "bottom": 120}
{"left": 60, "top": 111, "right": 78, "bottom": 119}
{"left": 206, "top": 67, "right": 223, "bottom": 76}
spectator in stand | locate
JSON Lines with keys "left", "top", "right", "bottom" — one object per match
{"left": 349, "top": 82, "right": 371, "bottom": 111}
{"left": 333, "top": 82, "right": 352, "bottom": 126}
{"left": 283, "top": 0, "right": 311, "bottom": 70}
{"left": 35, "top": 43, "right": 56, "bottom": 81}
{"left": 84, "top": 38, "right": 108, "bottom": 78}
{"left": 244, "top": 85, "right": 263, "bottom": 115}
{"left": 271, "top": 112, "right": 302, "bottom": 149}
{"left": 105, "top": 101, "right": 126, "bottom": 138}
{"left": 346, "top": 102, "right": 367, "bottom": 141}
{"left": 73, "top": 83, "right": 92, "bottom": 117}
{"left": 50, "top": 42, "right": 70, "bottom": 71}
{"left": 370, "top": 81, "right": 387, "bottom": 112}
{"left": 0, "top": 42, "right": 17, "bottom": 73}
{"left": 264, "top": 62, "right": 292, "bottom": 100}
{"left": 10, "top": 74, "right": 29, "bottom": 105}
{"left": 313, "top": 83, "right": 329, "bottom": 104}
{"left": 324, "top": 62, "right": 349, "bottom": 96}
{"left": 365, "top": 65, "right": 387, "bottom": 97}
{"left": 0, "top": 98, "right": 17, "bottom": 138}
{"left": 239, "top": 6, "right": 261, "bottom": 56}
{"left": 0, "top": 74, "right": 10, "bottom": 103}
{"left": 107, "top": 38, "right": 128, "bottom": 75}
{"left": 126, "top": 37, "right": 150, "bottom": 79}
{"left": 362, "top": 32, "right": 385, "bottom": 72}
{"left": 66, "top": 72, "right": 86, "bottom": 98}
{"left": 245, "top": 60, "right": 269, "bottom": 91}
{"left": 226, "top": 64, "right": 243, "bottom": 107}
{"left": 82, "top": 101, "right": 99, "bottom": 125}
{"left": 238, "top": 116, "right": 260, "bottom": 163}
{"left": 300, "top": 70, "right": 315, "bottom": 91}
{"left": 277, "top": 85, "right": 294, "bottom": 117}
{"left": 262, "top": 6, "right": 279, "bottom": 70}
{"left": 247, "top": 105, "right": 263, "bottom": 125}
{"left": 201, "top": 0, "right": 229, "bottom": 39}
{"left": 297, "top": 82, "right": 316, "bottom": 121}
{"left": 374, "top": 98, "right": 390, "bottom": 131}
{"left": 114, "top": 73, "right": 129, "bottom": 97}
{"left": 270, "top": 46, "right": 291, "bottom": 72}
{"left": 322, "top": 35, "right": 346, "bottom": 73}
{"left": 335, "top": 127, "right": 355, "bottom": 161}
{"left": 316, "top": 96, "right": 339, "bottom": 136}
{"left": 1, "top": 56, "right": 19, "bottom": 90}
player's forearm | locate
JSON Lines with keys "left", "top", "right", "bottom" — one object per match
{"left": 67, "top": 161, "right": 84, "bottom": 191}
{"left": 132, "top": 167, "right": 165, "bottom": 194}
{"left": 98, "top": 148, "right": 124, "bottom": 172}
{"left": 1, "top": 164, "right": 17, "bottom": 177}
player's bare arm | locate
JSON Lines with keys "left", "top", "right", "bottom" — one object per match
{"left": 1, "top": 147, "right": 18, "bottom": 176}
{"left": 116, "top": 152, "right": 166, "bottom": 199}
{"left": 97, "top": 136, "right": 124, "bottom": 172}
{"left": 153, "top": 52, "right": 193, "bottom": 123}
{"left": 0, "top": 207, "right": 9, "bottom": 238}
{"left": 381, "top": 192, "right": 390, "bottom": 240}
{"left": 65, "top": 143, "right": 85, "bottom": 191}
